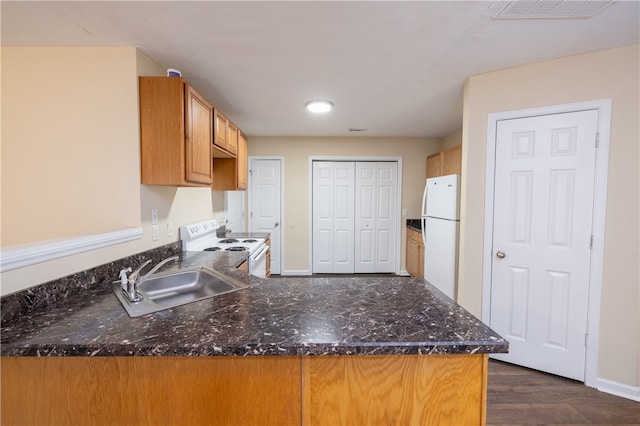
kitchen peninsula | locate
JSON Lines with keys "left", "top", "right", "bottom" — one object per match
{"left": 1, "top": 249, "right": 507, "bottom": 426}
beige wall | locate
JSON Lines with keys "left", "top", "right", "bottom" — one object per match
{"left": 460, "top": 44, "right": 639, "bottom": 387}
{"left": 0, "top": 47, "right": 222, "bottom": 295}
{"left": 1, "top": 47, "right": 141, "bottom": 245}
{"left": 441, "top": 129, "right": 462, "bottom": 150}
{"left": 248, "top": 137, "right": 440, "bottom": 272}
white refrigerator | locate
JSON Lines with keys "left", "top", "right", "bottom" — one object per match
{"left": 421, "top": 174, "right": 460, "bottom": 299}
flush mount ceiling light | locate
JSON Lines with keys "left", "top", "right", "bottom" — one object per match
{"left": 305, "top": 100, "right": 334, "bottom": 113}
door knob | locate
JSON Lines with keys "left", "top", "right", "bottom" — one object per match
{"left": 496, "top": 251, "right": 506, "bottom": 259}
{"left": 274, "top": 222, "right": 280, "bottom": 228}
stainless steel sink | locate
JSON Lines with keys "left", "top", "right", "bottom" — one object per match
{"left": 112, "top": 266, "right": 248, "bottom": 317}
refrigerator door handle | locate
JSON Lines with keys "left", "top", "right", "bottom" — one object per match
{"left": 421, "top": 217, "right": 427, "bottom": 246}
{"left": 421, "top": 184, "right": 429, "bottom": 216}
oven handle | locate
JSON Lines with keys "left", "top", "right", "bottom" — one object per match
{"left": 250, "top": 244, "right": 269, "bottom": 261}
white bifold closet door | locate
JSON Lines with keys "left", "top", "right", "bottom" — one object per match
{"left": 312, "top": 162, "right": 355, "bottom": 273}
{"left": 312, "top": 161, "right": 397, "bottom": 274}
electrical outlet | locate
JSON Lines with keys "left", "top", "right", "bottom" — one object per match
{"left": 402, "top": 208, "right": 408, "bottom": 216}
{"left": 151, "top": 209, "right": 158, "bottom": 225}
{"left": 167, "top": 222, "right": 174, "bottom": 237}
{"left": 152, "top": 224, "right": 159, "bottom": 241}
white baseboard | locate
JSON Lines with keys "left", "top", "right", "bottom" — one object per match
{"left": 281, "top": 269, "right": 311, "bottom": 276}
{"left": 0, "top": 227, "right": 143, "bottom": 272}
{"left": 398, "top": 269, "right": 411, "bottom": 276}
{"left": 597, "top": 377, "right": 640, "bottom": 402}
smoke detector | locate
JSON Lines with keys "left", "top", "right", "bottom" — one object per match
{"left": 492, "top": 0, "right": 615, "bottom": 19}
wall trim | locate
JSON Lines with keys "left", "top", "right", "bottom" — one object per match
{"left": 0, "top": 227, "right": 143, "bottom": 272}
{"left": 597, "top": 378, "right": 640, "bottom": 402}
{"left": 281, "top": 269, "right": 311, "bottom": 276}
{"left": 482, "top": 98, "right": 612, "bottom": 389}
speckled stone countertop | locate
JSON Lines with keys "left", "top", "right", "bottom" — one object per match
{"left": 1, "top": 250, "right": 507, "bottom": 357}
{"left": 406, "top": 219, "right": 422, "bottom": 232}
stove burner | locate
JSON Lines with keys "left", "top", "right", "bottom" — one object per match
{"left": 243, "top": 239, "right": 258, "bottom": 243}
{"left": 219, "top": 238, "right": 239, "bottom": 244}
{"left": 226, "top": 246, "right": 248, "bottom": 252}
{"left": 204, "top": 247, "right": 221, "bottom": 252}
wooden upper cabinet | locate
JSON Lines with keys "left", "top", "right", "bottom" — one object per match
{"left": 426, "top": 144, "right": 462, "bottom": 178}
{"left": 426, "top": 153, "right": 442, "bottom": 179}
{"left": 442, "top": 144, "right": 462, "bottom": 176}
{"left": 236, "top": 131, "right": 248, "bottom": 190}
{"left": 213, "top": 109, "right": 236, "bottom": 158}
{"left": 139, "top": 77, "right": 212, "bottom": 186}
{"left": 212, "top": 129, "right": 248, "bottom": 191}
{"left": 226, "top": 121, "right": 238, "bottom": 156}
{"left": 185, "top": 85, "right": 214, "bottom": 184}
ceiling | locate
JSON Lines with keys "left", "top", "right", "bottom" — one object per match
{"left": 2, "top": 1, "right": 638, "bottom": 138}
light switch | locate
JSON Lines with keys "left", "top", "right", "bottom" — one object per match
{"left": 152, "top": 224, "right": 159, "bottom": 241}
{"left": 151, "top": 209, "right": 158, "bottom": 225}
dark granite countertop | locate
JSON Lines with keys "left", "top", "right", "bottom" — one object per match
{"left": 0, "top": 250, "right": 507, "bottom": 357}
{"left": 406, "top": 219, "right": 422, "bottom": 232}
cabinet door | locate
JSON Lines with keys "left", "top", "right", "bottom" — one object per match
{"left": 406, "top": 229, "right": 424, "bottom": 278}
{"left": 426, "top": 153, "right": 442, "bottom": 178}
{"left": 237, "top": 131, "right": 248, "bottom": 190}
{"left": 406, "top": 235, "right": 420, "bottom": 276}
{"left": 418, "top": 244, "right": 424, "bottom": 277}
{"left": 442, "top": 145, "right": 462, "bottom": 175}
{"left": 185, "top": 84, "right": 213, "bottom": 184}
{"left": 227, "top": 121, "right": 238, "bottom": 155}
{"left": 214, "top": 109, "right": 228, "bottom": 150}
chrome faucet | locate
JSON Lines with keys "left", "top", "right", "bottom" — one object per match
{"left": 118, "top": 255, "right": 179, "bottom": 302}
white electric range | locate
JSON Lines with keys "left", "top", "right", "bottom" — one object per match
{"left": 179, "top": 220, "right": 269, "bottom": 278}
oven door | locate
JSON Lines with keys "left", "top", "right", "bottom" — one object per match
{"left": 249, "top": 243, "right": 269, "bottom": 278}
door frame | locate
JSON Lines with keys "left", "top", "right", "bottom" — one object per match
{"left": 481, "top": 99, "right": 612, "bottom": 388}
{"left": 308, "top": 156, "right": 404, "bottom": 275}
{"left": 248, "top": 156, "right": 285, "bottom": 275}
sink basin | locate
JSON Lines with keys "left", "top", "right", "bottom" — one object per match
{"left": 112, "top": 266, "right": 248, "bottom": 317}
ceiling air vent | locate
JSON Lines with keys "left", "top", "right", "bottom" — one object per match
{"left": 492, "top": 0, "right": 615, "bottom": 19}
{"left": 348, "top": 128, "right": 367, "bottom": 133}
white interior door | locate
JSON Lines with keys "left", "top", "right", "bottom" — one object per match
{"left": 490, "top": 109, "right": 598, "bottom": 381}
{"left": 355, "top": 162, "right": 397, "bottom": 273}
{"left": 312, "top": 162, "right": 355, "bottom": 273}
{"left": 249, "top": 159, "right": 282, "bottom": 274}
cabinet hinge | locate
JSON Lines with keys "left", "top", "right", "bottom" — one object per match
{"left": 595, "top": 133, "right": 600, "bottom": 148}
{"left": 590, "top": 235, "right": 594, "bottom": 249}
{"left": 585, "top": 333, "right": 589, "bottom": 348}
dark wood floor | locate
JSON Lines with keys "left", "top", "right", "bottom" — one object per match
{"left": 487, "top": 360, "right": 640, "bottom": 425}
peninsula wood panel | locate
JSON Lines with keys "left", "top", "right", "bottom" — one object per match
{"left": 2, "top": 354, "right": 488, "bottom": 425}
{"left": 1, "top": 356, "right": 302, "bottom": 426}
{"left": 303, "top": 354, "right": 488, "bottom": 426}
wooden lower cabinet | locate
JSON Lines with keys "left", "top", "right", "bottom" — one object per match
{"left": 2, "top": 354, "right": 488, "bottom": 426}
{"left": 265, "top": 237, "right": 271, "bottom": 278}
{"left": 407, "top": 227, "right": 424, "bottom": 277}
